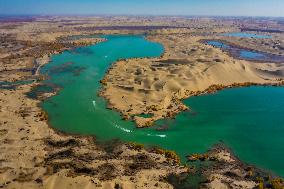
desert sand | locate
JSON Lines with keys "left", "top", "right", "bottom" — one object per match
{"left": 100, "top": 31, "right": 284, "bottom": 127}
{"left": 0, "top": 17, "right": 192, "bottom": 189}
{"left": 0, "top": 83, "right": 189, "bottom": 189}
{"left": 1, "top": 16, "right": 284, "bottom": 188}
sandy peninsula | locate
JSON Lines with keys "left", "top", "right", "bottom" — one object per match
{"left": 1, "top": 16, "right": 284, "bottom": 189}
{"left": 0, "top": 16, "right": 193, "bottom": 189}
{"left": 0, "top": 82, "right": 188, "bottom": 189}
{"left": 100, "top": 30, "right": 284, "bottom": 127}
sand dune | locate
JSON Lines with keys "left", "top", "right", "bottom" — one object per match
{"left": 1, "top": 16, "right": 284, "bottom": 188}
{"left": 101, "top": 33, "right": 284, "bottom": 127}
{"left": 0, "top": 84, "right": 187, "bottom": 188}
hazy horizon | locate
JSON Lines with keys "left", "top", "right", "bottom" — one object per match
{"left": 0, "top": 0, "right": 284, "bottom": 17}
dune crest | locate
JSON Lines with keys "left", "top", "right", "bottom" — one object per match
{"left": 101, "top": 33, "right": 284, "bottom": 127}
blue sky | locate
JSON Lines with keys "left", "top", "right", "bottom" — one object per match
{"left": 0, "top": 0, "right": 283, "bottom": 17}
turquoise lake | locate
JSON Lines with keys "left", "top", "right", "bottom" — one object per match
{"left": 222, "top": 32, "right": 272, "bottom": 38}
{"left": 40, "top": 35, "right": 284, "bottom": 177}
{"left": 206, "top": 40, "right": 264, "bottom": 59}
{"left": 206, "top": 40, "right": 283, "bottom": 62}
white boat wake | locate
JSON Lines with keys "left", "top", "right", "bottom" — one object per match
{"left": 107, "top": 118, "right": 166, "bottom": 138}
{"left": 112, "top": 123, "right": 166, "bottom": 137}
{"left": 114, "top": 123, "right": 132, "bottom": 133}
{"left": 147, "top": 133, "right": 167, "bottom": 138}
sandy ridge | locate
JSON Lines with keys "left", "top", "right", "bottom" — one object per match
{"left": 100, "top": 31, "right": 284, "bottom": 127}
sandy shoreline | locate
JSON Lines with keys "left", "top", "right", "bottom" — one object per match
{"left": 0, "top": 17, "right": 192, "bottom": 189}
{"left": 0, "top": 57, "right": 189, "bottom": 189}
{"left": 1, "top": 16, "right": 284, "bottom": 188}
{"left": 100, "top": 32, "right": 284, "bottom": 127}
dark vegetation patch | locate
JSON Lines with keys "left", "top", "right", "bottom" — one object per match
{"left": 166, "top": 172, "right": 201, "bottom": 189}
{"left": 46, "top": 149, "right": 74, "bottom": 161}
{"left": 188, "top": 144, "right": 284, "bottom": 189}
{"left": 26, "top": 83, "right": 60, "bottom": 100}
{"left": 124, "top": 153, "right": 157, "bottom": 176}
{"left": 45, "top": 138, "right": 79, "bottom": 148}
{"left": 96, "top": 163, "right": 118, "bottom": 181}
{"left": 96, "top": 138, "right": 124, "bottom": 154}
{"left": 43, "top": 138, "right": 123, "bottom": 180}
{"left": 64, "top": 162, "right": 117, "bottom": 181}
{"left": 45, "top": 149, "right": 119, "bottom": 180}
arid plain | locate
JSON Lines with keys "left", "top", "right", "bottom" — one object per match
{"left": 0, "top": 16, "right": 284, "bottom": 189}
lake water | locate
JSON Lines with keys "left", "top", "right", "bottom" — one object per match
{"left": 222, "top": 32, "right": 272, "bottom": 39}
{"left": 40, "top": 35, "right": 284, "bottom": 177}
{"left": 206, "top": 40, "right": 283, "bottom": 62}
{"left": 240, "top": 51, "right": 265, "bottom": 59}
